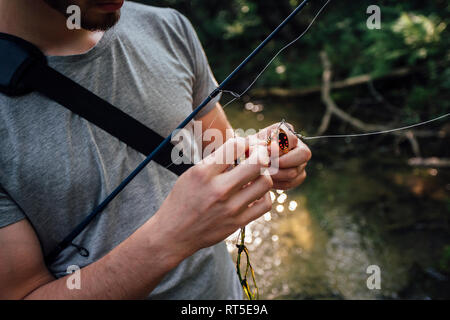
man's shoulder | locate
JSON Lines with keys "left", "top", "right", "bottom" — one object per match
{"left": 122, "top": 1, "right": 174, "bottom": 17}
{"left": 121, "top": 1, "right": 189, "bottom": 30}
{"left": 118, "top": 2, "right": 197, "bottom": 57}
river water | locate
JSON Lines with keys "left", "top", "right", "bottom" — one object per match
{"left": 223, "top": 97, "right": 450, "bottom": 299}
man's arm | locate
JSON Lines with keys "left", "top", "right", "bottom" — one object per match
{"left": 0, "top": 138, "right": 273, "bottom": 299}
{"left": 198, "top": 102, "right": 233, "bottom": 151}
{"left": 0, "top": 215, "right": 181, "bottom": 299}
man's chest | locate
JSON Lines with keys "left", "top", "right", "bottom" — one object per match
{"left": 0, "top": 41, "right": 197, "bottom": 215}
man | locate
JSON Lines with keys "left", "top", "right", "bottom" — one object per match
{"left": 0, "top": 0, "right": 311, "bottom": 299}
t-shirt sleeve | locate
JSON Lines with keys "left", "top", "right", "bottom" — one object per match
{"left": 0, "top": 185, "right": 26, "bottom": 228}
{"left": 171, "top": 10, "right": 222, "bottom": 119}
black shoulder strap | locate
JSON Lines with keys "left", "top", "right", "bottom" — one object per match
{"left": 0, "top": 32, "right": 192, "bottom": 176}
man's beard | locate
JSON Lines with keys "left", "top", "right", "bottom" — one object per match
{"left": 43, "top": 0, "right": 121, "bottom": 31}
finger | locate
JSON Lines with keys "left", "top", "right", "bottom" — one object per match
{"left": 255, "top": 122, "right": 280, "bottom": 140}
{"left": 271, "top": 161, "right": 308, "bottom": 181}
{"left": 218, "top": 144, "right": 270, "bottom": 189}
{"left": 246, "top": 138, "right": 269, "bottom": 160}
{"left": 271, "top": 167, "right": 299, "bottom": 181}
{"left": 273, "top": 169, "right": 307, "bottom": 190}
{"left": 235, "top": 193, "right": 272, "bottom": 228}
{"left": 279, "top": 142, "right": 312, "bottom": 168}
{"left": 273, "top": 162, "right": 307, "bottom": 181}
{"left": 201, "top": 137, "right": 249, "bottom": 174}
{"left": 227, "top": 174, "right": 273, "bottom": 215}
{"left": 268, "top": 139, "right": 279, "bottom": 158}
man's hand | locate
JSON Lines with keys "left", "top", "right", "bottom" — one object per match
{"left": 0, "top": 137, "right": 273, "bottom": 299}
{"left": 153, "top": 137, "right": 273, "bottom": 259}
{"left": 257, "top": 122, "right": 312, "bottom": 190}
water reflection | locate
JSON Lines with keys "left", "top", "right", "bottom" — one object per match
{"left": 225, "top": 99, "right": 450, "bottom": 300}
{"left": 288, "top": 201, "right": 298, "bottom": 211}
{"left": 227, "top": 182, "right": 392, "bottom": 299}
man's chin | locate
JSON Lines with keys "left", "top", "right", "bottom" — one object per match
{"left": 81, "top": 12, "right": 121, "bottom": 31}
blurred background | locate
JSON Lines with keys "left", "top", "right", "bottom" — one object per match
{"left": 135, "top": 0, "right": 450, "bottom": 299}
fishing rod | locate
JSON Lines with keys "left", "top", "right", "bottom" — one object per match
{"left": 45, "top": 0, "right": 314, "bottom": 263}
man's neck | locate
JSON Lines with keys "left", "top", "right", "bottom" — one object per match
{"left": 0, "top": 0, "right": 103, "bottom": 56}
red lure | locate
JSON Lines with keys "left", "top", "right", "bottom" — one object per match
{"left": 267, "top": 128, "right": 290, "bottom": 154}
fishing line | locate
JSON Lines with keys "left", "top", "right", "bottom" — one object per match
{"left": 214, "top": 0, "right": 448, "bottom": 145}
{"left": 160, "top": 0, "right": 448, "bottom": 300}
{"left": 285, "top": 113, "right": 450, "bottom": 140}
{"left": 45, "top": 0, "right": 330, "bottom": 264}
{"left": 164, "top": 0, "right": 332, "bottom": 171}
{"left": 165, "top": 0, "right": 448, "bottom": 170}
{"left": 216, "top": 0, "right": 449, "bottom": 144}
{"left": 222, "top": 0, "right": 332, "bottom": 99}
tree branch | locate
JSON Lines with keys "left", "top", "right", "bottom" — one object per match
{"left": 250, "top": 67, "right": 413, "bottom": 98}
{"left": 316, "top": 50, "right": 423, "bottom": 156}
{"left": 408, "top": 157, "right": 450, "bottom": 168}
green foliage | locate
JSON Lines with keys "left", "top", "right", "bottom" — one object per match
{"left": 133, "top": 0, "right": 449, "bottom": 119}
{"left": 407, "top": 85, "right": 437, "bottom": 112}
{"left": 440, "top": 245, "right": 450, "bottom": 274}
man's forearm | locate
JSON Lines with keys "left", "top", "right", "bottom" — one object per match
{"left": 24, "top": 215, "right": 185, "bottom": 299}
{"left": 199, "top": 103, "right": 233, "bottom": 152}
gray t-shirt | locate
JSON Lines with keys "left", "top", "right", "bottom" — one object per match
{"left": 0, "top": 1, "right": 242, "bottom": 299}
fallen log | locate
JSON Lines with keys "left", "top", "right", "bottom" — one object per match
{"left": 408, "top": 157, "right": 450, "bottom": 168}
{"left": 250, "top": 67, "right": 412, "bottom": 98}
